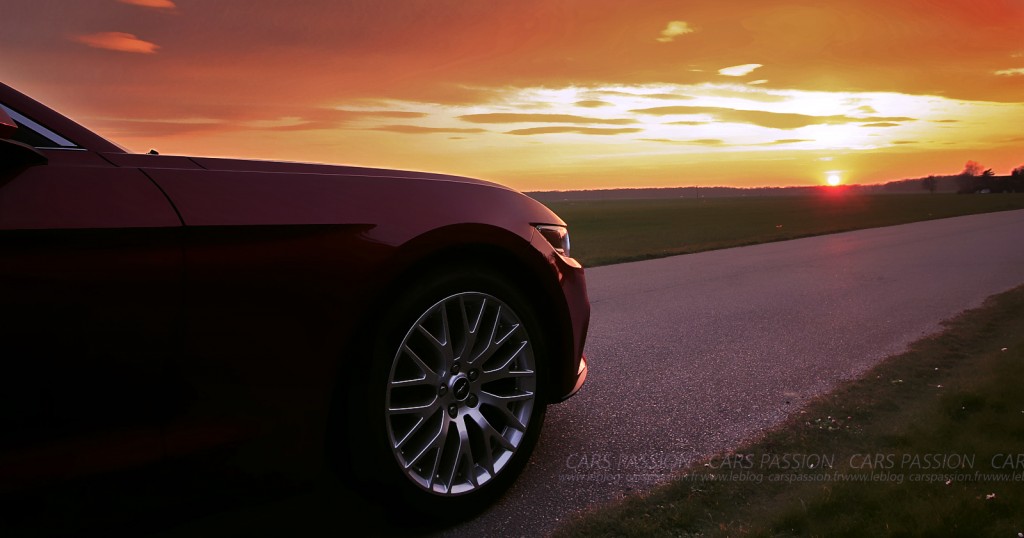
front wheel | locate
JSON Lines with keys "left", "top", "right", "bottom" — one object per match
{"left": 350, "top": 269, "right": 548, "bottom": 519}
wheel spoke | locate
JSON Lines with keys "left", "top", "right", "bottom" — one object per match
{"left": 405, "top": 423, "right": 446, "bottom": 471}
{"left": 425, "top": 419, "right": 449, "bottom": 490}
{"left": 466, "top": 411, "right": 496, "bottom": 478}
{"left": 393, "top": 415, "right": 426, "bottom": 449}
{"left": 469, "top": 307, "right": 522, "bottom": 366}
{"left": 400, "top": 345, "right": 440, "bottom": 383}
{"left": 469, "top": 305, "right": 503, "bottom": 365}
{"left": 388, "top": 398, "right": 438, "bottom": 418}
{"left": 478, "top": 392, "right": 530, "bottom": 431}
{"left": 480, "top": 339, "right": 529, "bottom": 380}
{"left": 469, "top": 409, "right": 515, "bottom": 452}
{"left": 385, "top": 290, "right": 538, "bottom": 497}
{"left": 389, "top": 376, "right": 435, "bottom": 388}
{"left": 481, "top": 369, "right": 534, "bottom": 384}
{"left": 416, "top": 306, "right": 453, "bottom": 363}
{"left": 439, "top": 302, "right": 453, "bottom": 362}
{"left": 480, "top": 389, "right": 534, "bottom": 405}
{"left": 458, "top": 296, "right": 485, "bottom": 363}
{"left": 494, "top": 322, "right": 519, "bottom": 347}
{"left": 453, "top": 420, "right": 475, "bottom": 490}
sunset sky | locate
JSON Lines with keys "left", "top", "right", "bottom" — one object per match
{"left": 4, "top": 0, "right": 1023, "bottom": 190}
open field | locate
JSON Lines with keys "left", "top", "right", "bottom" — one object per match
{"left": 554, "top": 284, "right": 1024, "bottom": 537}
{"left": 543, "top": 193, "right": 1024, "bottom": 267}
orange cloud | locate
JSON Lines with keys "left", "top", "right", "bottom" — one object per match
{"left": 337, "top": 110, "right": 427, "bottom": 119}
{"left": 506, "top": 127, "right": 642, "bottom": 136}
{"left": 90, "top": 106, "right": 427, "bottom": 138}
{"left": 459, "top": 113, "right": 635, "bottom": 125}
{"left": 591, "top": 90, "right": 695, "bottom": 100}
{"left": 370, "top": 125, "right": 487, "bottom": 134}
{"left": 718, "top": 64, "right": 763, "bottom": 77}
{"left": 643, "top": 138, "right": 813, "bottom": 147}
{"left": 763, "top": 139, "right": 812, "bottom": 145}
{"left": 645, "top": 93, "right": 695, "bottom": 100}
{"left": 632, "top": 106, "right": 915, "bottom": 129}
{"left": 642, "top": 138, "right": 725, "bottom": 145}
{"left": 119, "top": 0, "right": 176, "bottom": 8}
{"left": 657, "top": 20, "right": 694, "bottom": 43}
{"left": 74, "top": 32, "right": 159, "bottom": 53}
{"left": 699, "top": 87, "right": 788, "bottom": 102}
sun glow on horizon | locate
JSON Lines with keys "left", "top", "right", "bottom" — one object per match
{"left": 258, "top": 82, "right": 1022, "bottom": 190}
{"left": 64, "top": 79, "right": 1024, "bottom": 191}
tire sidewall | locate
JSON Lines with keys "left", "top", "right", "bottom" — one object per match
{"left": 350, "top": 265, "right": 549, "bottom": 520}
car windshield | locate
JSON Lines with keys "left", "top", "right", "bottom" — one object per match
{"left": 0, "top": 103, "right": 78, "bottom": 149}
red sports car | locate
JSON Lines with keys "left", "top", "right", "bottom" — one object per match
{"left": 0, "top": 82, "right": 589, "bottom": 518}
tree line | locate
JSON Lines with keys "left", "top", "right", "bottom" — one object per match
{"left": 921, "top": 161, "right": 1024, "bottom": 194}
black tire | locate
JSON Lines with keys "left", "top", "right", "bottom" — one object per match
{"left": 345, "top": 265, "right": 549, "bottom": 521}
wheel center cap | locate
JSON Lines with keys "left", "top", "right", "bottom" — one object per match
{"left": 451, "top": 376, "right": 471, "bottom": 401}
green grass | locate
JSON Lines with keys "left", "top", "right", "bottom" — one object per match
{"left": 553, "top": 285, "right": 1024, "bottom": 537}
{"left": 543, "top": 193, "right": 1024, "bottom": 267}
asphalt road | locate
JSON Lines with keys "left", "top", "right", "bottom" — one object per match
{"left": 439, "top": 208, "right": 1024, "bottom": 537}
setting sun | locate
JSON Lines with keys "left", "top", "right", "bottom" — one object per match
{"left": 826, "top": 174, "right": 842, "bottom": 187}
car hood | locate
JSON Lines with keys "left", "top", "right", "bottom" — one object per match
{"left": 104, "top": 153, "right": 512, "bottom": 192}
{"left": 104, "top": 152, "right": 566, "bottom": 230}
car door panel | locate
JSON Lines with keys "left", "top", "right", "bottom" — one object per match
{"left": 0, "top": 156, "right": 182, "bottom": 488}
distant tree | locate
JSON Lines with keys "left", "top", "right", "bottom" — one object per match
{"left": 961, "top": 160, "right": 984, "bottom": 177}
{"left": 982, "top": 168, "right": 995, "bottom": 177}
{"left": 956, "top": 176, "right": 978, "bottom": 194}
{"left": 1010, "top": 168, "right": 1024, "bottom": 192}
{"left": 921, "top": 176, "right": 938, "bottom": 194}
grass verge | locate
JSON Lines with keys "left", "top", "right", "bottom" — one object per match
{"left": 553, "top": 284, "right": 1024, "bottom": 537}
{"left": 543, "top": 193, "right": 1024, "bottom": 267}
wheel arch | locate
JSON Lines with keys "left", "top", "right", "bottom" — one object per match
{"left": 354, "top": 223, "right": 576, "bottom": 404}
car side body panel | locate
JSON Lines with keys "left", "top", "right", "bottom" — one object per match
{"left": 139, "top": 165, "right": 587, "bottom": 474}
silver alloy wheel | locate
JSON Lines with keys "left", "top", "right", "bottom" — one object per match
{"left": 385, "top": 291, "right": 537, "bottom": 496}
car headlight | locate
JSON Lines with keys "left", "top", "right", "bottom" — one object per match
{"left": 536, "top": 225, "right": 571, "bottom": 259}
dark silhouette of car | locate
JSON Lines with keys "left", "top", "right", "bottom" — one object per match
{"left": 0, "top": 81, "right": 589, "bottom": 519}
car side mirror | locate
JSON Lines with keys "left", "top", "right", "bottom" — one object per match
{"left": 0, "top": 106, "right": 48, "bottom": 167}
